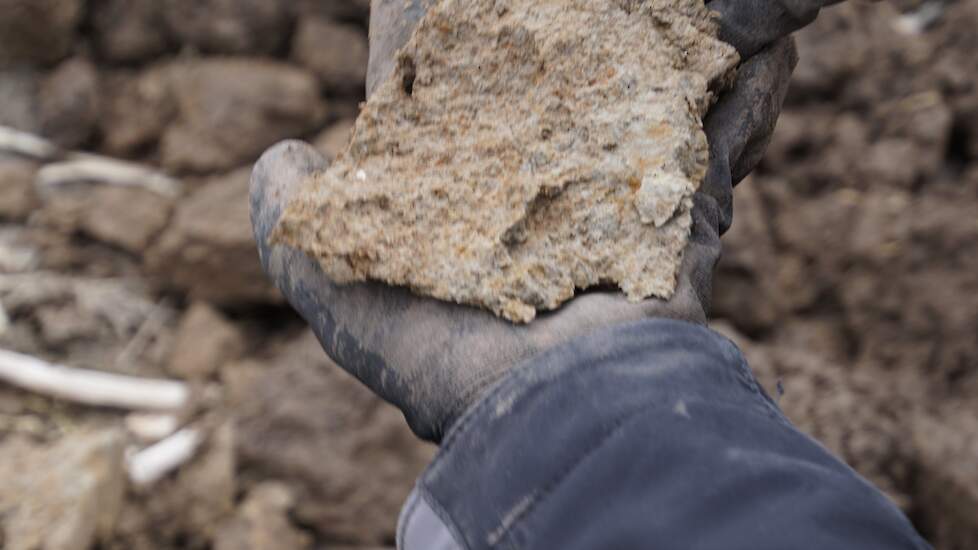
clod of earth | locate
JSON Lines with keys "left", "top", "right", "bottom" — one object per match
{"left": 0, "top": 429, "right": 125, "bottom": 550}
{"left": 274, "top": 0, "right": 738, "bottom": 322}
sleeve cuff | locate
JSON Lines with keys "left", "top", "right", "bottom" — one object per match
{"left": 407, "top": 318, "right": 786, "bottom": 548}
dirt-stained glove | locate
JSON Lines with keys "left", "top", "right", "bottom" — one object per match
{"left": 710, "top": 0, "right": 842, "bottom": 58}
{"left": 250, "top": 3, "right": 798, "bottom": 442}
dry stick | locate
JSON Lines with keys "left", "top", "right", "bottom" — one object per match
{"left": 0, "top": 125, "right": 182, "bottom": 198}
{"left": 0, "top": 348, "right": 189, "bottom": 411}
{"left": 0, "top": 125, "right": 62, "bottom": 160}
{"left": 126, "top": 427, "right": 202, "bottom": 486}
{"left": 37, "top": 154, "right": 182, "bottom": 198}
{"left": 0, "top": 302, "right": 8, "bottom": 336}
{"left": 125, "top": 412, "right": 181, "bottom": 442}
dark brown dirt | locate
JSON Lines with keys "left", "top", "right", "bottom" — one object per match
{"left": 714, "top": 3, "right": 978, "bottom": 548}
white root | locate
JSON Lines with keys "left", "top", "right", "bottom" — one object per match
{"left": 0, "top": 301, "right": 8, "bottom": 336}
{"left": 1, "top": 125, "right": 182, "bottom": 197}
{"left": 0, "top": 348, "right": 189, "bottom": 411}
{"left": 126, "top": 427, "right": 202, "bottom": 486}
{"left": 125, "top": 412, "right": 181, "bottom": 442}
{"left": 0, "top": 125, "right": 61, "bottom": 160}
{"left": 37, "top": 154, "right": 182, "bottom": 198}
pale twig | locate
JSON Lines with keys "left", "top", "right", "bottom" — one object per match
{"left": 37, "top": 154, "right": 182, "bottom": 198}
{"left": 126, "top": 427, "right": 202, "bottom": 485}
{"left": 1, "top": 125, "right": 181, "bottom": 197}
{"left": 0, "top": 301, "right": 8, "bottom": 336}
{"left": 0, "top": 348, "right": 189, "bottom": 411}
{"left": 125, "top": 412, "right": 180, "bottom": 442}
{"left": 0, "top": 125, "right": 62, "bottom": 160}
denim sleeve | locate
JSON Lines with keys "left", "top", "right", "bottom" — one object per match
{"left": 397, "top": 318, "right": 931, "bottom": 550}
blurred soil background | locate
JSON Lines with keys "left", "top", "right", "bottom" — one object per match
{"left": 0, "top": 0, "right": 974, "bottom": 549}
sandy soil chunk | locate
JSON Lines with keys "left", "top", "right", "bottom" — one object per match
{"left": 274, "top": 0, "right": 738, "bottom": 322}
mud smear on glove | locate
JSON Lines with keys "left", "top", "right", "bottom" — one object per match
{"left": 273, "top": 0, "right": 738, "bottom": 322}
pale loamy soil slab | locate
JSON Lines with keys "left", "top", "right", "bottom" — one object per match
{"left": 274, "top": 0, "right": 738, "bottom": 322}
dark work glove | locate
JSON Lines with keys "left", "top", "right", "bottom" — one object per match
{"left": 709, "top": 0, "right": 843, "bottom": 58}
{"left": 251, "top": 2, "right": 799, "bottom": 442}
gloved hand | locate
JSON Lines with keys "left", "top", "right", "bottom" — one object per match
{"left": 251, "top": 1, "right": 802, "bottom": 443}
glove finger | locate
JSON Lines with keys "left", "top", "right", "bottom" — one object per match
{"left": 660, "top": 37, "right": 798, "bottom": 317}
{"left": 707, "top": 0, "right": 838, "bottom": 58}
{"left": 701, "top": 36, "right": 799, "bottom": 235}
{"left": 724, "top": 36, "right": 799, "bottom": 185}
